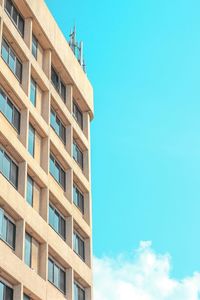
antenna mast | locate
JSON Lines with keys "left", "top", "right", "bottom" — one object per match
{"left": 69, "top": 26, "right": 86, "bottom": 73}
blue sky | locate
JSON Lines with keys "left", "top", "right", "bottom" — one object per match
{"left": 46, "top": 0, "right": 200, "bottom": 280}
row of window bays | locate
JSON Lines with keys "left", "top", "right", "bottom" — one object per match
{"left": 0, "top": 10, "right": 89, "bottom": 135}
{"left": 0, "top": 272, "right": 87, "bottom": 300}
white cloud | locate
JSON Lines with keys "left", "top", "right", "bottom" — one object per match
{"left": 93, "top": 241, "right": 200, "bottom": 300}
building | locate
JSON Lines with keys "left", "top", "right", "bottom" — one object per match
{"left": 0, "top": 0, "right": 94, "bottom": 299}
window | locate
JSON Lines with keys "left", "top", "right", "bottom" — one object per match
{"left": 5, "top": 0, "right": 24, "bottom": 36}
{"left": 49, "top": 204, "right": 66, "bottom": 240}
{"left": 32, "top": 34, "right": 38, "bottom": 59}
{"left": 0, "top": 208, "right": 16, "bottom": 249}
{"left": 0, "top": 281, "right": 13, "bottom": 300}
{"left": 73, "top": 185, "right": 84, "bottom": 214}
{"left": 73, "top": 232, "right": 85, "bottom": 261}
{"left": 28, "top": 124, "right": 35, "bottom": 157}
{"left": 48, "top": 258, "right": 65, "bottom": 294}
{"left": 25, "top": 233, "right": 32, "bottom": 267}
{"left": 0, "top": 88, "right": 20, "bottom": 132}
{"left": 50, "top": 109, "right": 66, "bottom": 144}
{"left": 1, "top": 38, "right": 22, "bottom": 82}
{"left": 73, "top": 101, "right": 83, "bottom": 130}
{"left": 30, "top": 78, "right": 37, "bottom": 106}
{"left": 26, "top": 175, "right": 33, "bottom": 206}
{"left": 23, "top": 295, "right": 30, "bottom": 300}
{"left": 51, "top": 67, "right": 66, "bottom": 102}
{"left": 50, "top": 154, "right": 66, "bottom": 190}
{"left": 73, "top": 141, "right": 83, "bottom": 170}
{"left": 0, "top": 147, "right": 18, "bottom": 189}
{"left": 74, "top": 282, "right": 85, "bottom": 300}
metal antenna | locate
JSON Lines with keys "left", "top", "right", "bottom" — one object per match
{"left": 69, "top": 26, "right": 86, "bottom": 73}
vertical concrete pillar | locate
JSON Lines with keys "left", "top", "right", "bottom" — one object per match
{"left": 65, "top": 168, "right": 73, "bottom": 203}
{"left": 84, "top": 193, "right": 90, "bottom": 226}
{"left": 41, "top": 136, "right": 49, "bottom": 173}
{"left": 13, "top": 283, "right": 23, "bottom": 300}
{"left": 22, "top": 61, "right": 31, "bottom": 96}
{"left": 66, "top": 85, "right": 73, "bottom": 113}
{"left": 42, "top": 91, "right": 50, "bottom": 125}
{"left": 15, "top": 219, "right": 25, "bottom": 260}
{"left": 24, "top": 18, "right": 32, "bottom": 49}
{"left": 66, "top": 216, "right": 73, "bottom": 248}
{"left": 40, "top": 187, "right": 49, "bottom": 222}
{"left": 19, "top": 109, "right": 29, "bottom": 148}
{"left": 66, "top": 125, "right": 73, "bottom": 156}
{"left": 86, "top": 286, "right": 92, "bottom": 300}
{"left": 39, "top": 243, "right": 48, "bottom": 280}
{"left": 83, "top": 112, "right": 89, "bottom": 139}
{"left": 85, "top": 238, "right": 91, "bottom": 268}
{"left": 43, "top": 49, "right": 51, "bottom": 79}
{"left": 66, "top": 268, "right": 73, "bottom": 300}
{"left": 18, "top": 161, "right": 27, "bottom": 198}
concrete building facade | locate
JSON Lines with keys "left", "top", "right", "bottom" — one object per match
{"left": 0, "top": 0, "right": 94, "bottom": 299}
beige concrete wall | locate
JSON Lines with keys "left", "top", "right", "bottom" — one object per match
{"left": 0, "top": 0, "right": 94, "bottom": 299}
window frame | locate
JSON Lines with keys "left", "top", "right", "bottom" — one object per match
{"left": 24, "top": 232, "right": 32, "bottom": 268}
{"left": 4, "top": 0, "right": 24, "bottom": 37}
{"left": 0, "top": 146, "right": 19, "bottom": 189}
{"left": 49, "top": 202, "right": 66, "bottom": 240}
{"left": 32, "top": 34, "right": 38, "bottom": 60}
{"left": 28, "top": 124, "right": 35, "bottom": 157}
{"left": 51, "top": 66, "right": 66, "bottom": 102}
{"left": 73, "top": 140, "right": 84, "bottom": 170}
{"left": 50, "top": 108, "right": 66, "bottom": 145}
{"left": 49, "top": 154, "right": 66, "bottom": 191}
{"left": 30, "top": 78, "right": 37, "bottom": 107}
{"left": 74, "top": 281, "right": 85, "bottom": 300}
{"left": 0, "top": 208, "right": 16, "bottom": 250}
{"left": 0, "top": 279, "right": 13, "bottom": 300}
{"left": 1, "top": 38, "right": 22, "bottom": 83}
{"left": 73, "top": 101, "right": 83, "bottom": 130}
{"left": 48, "top": 257, "right": 66, "bottom": 294}
{"left": 73, "top": 230, "right": 85, "bottom": 261}
{"left": 0, "top": 86, "right": 21, "bottom": 133}
{"left": 73, "top": 184, "right": 84, "bottom": 214}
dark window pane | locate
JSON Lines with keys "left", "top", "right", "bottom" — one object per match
{"left": 28, "top": 124, "right": 35, "bottom": 157}
{"left": 6, "top": 220, "right": 15, "bottom": 249}
{"left": 60, "top": 81, "right": 66, "bottom": 101}
{"left": 32, "top": 35, "right": 38, "bottom": 59}
{"left": 23, "top": 294, "right": 30, "bottom": 300}
{"left": 0, "top": 90, "right": 6, "bottom": 114}
{"left": 8, "top": 49, "right": 15, "bottom": 73}
{"left": 59, "top": 268, "right": 65, "bottom": 293}
{"left": 5, "top": 285, "right": 13, "bottom": 300}
{"left": 12, "top": 6, "right": 18, "bottom": 24}
{"left": 15, "top": 58, "right": 22, "bottom": 82}
{"left": 0, "top": 208, "right": 3, "bottom": 238}
{"left": 54, "top": 210, "right": 59, "bottom": 233}
{"left": 54, "top": 264, "right": 59, "bottom": 287}
{"left": 54, "top": 162, "right": 60, "bottom": 182}
{"left": 27, "top": 175, "right": 33, "bottom": 206}
{"left": 73, "top": 102, "right": 83, "bottom": 129}
{"left": 5, "top": 0, "right": 12, "bottom": 15}
{"left": 50, "top": 155, "right": 55, "bottom": 177}
{"left": 18, "top": 15, "right": 24, "bottom": 36}
{"left": 13, "top": 107, "right": 20, "bottom": 132}
{"left": 3, "top": 152, "right": 11, "bottom": 180}
{"left": 2, "top": 216, "right": 7, "bottom": 241}
{"left": 0, "top": 148, "right": 3, "bottom": 172}
{"left": 51, "top": 67, "right": 59, "bottom": 91}
{"left": 1, "top": 39, "right": 9, "bottom": 64}
{"left": 49, "top": 205, "right": 54, "bottom": 228}
{"left": 60, "top": 123, "right": 66, "bottom": 144}
{"left": 10, "top": 161, "right": 18, "bottom": 188}
{"left": 5, "top": 99, "right": 13, "bottom": 123}
{"left": 55, "top": 116, "right": 60, "bottom": 136}
{"left": 48, "top": 259, "right": 54, "bottom": 283}
{"left": 30, "top": 78, "right": 36, "bottom": 106}
{"left": 60, "top": 168, "right": 65, "bottom": 190}
{"left": 60, "top": 217, "right": 65, "bottom": 240}
{"left": 25, "top": 233, "right": 32, "bottom": 267}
